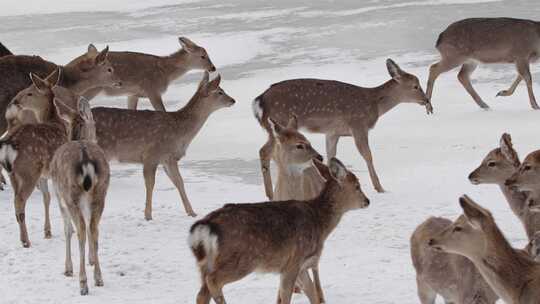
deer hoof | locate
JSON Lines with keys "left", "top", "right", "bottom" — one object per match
{"left": 95, "top": 279, "right": 104, "bottom": 287}
{"left": 64, "top": 270, "right": 73, "bottom": 277}
{"left": 44, "top": 230, "right": 52, "bottom": 239}
{"left": 80, "top": 286, "right": 89, "bottom": 296}
{"left": 21, "top": 241, "right": 31, "bottom": 248}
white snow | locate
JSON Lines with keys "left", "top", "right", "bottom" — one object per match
{"left": 1, "top": 0, "right": 540, "bottom": 303}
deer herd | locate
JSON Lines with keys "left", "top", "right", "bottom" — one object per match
{"left": 2, "top": 16, "right": 540, "bottom": 303}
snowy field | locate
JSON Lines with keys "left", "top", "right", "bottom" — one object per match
{"left": 2, "top": 0, "right": 540, "bottom": 303}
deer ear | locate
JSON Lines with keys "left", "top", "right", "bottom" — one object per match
{"left": 329, "top": 157, "right": 348, "bottom": 183}
{"left": 312, "top": 158, "right": 332, "bottom": 181}
{"left": 44, "top": 68, "right": 61, "bottom": 88}
{"left": 178, "top": 37, "right": 197, "bottom": 52}
{"left": 459, "top": 195, "right": 491, "bottom": 229}
{"left": 77, "top": 96, "right": 94, "bottom": 122}
{"left": 30, "top": 73, "right": 50, "bottom": 93}
{"left": 198, "top": 71, "right": 210, "bottom": 92}
{"left": 208, "top": 73, "right": 221, "bottom": 91}
{"left": 386, "top": 58, "right": 404, "bottom": 82}
{"left": 268, "top": 118, "right": 284, "bottom": 137}
{"left": 87, "top": 44, "right": 98, "bottom": 55}
{"left": 95, "top": 46, "right": 109, "bottom": 65}
{"left": 286, "top": 114, "right": 298, "bottom": 130}
{"left": 500, "top": 133, "right": 520, "bottom": 167}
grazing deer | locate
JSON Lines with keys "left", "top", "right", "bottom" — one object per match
{"left": 0, "top": 42, "right": 12, "bottom": 57}
{"left": 189, "top": 158, "right": 370, "bottom": 304}
{"left": 50, "top": 95, "right": 110, "bottom": 295}
{"left": 0, "top": 44, "right": 120, "bottom": 134}
{"left": 253, "top": 59, "right": 430, "bottom": 196}
{"left": 0, "top": 70, "right": 83, "bottom": 247}
{"left": 427, "top": 18, "right": 540, "bottom": 110}
{"left": 83, "top": 37, "right": 216, "bottom": 111}
{"left": 468, "top": 133, "right": 540, "bottom": 240}
{"left": 411, "top": 217, "right": 498, "bottom": 304}
{"left": 92, "top": 71, "right": 234, "bottom": 220}
{"left": 429, "top": 195, "right": 540, "bottom": 304}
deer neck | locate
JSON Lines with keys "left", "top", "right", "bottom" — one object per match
{"left": 173, "top": 93, "right": 216, "bottom": 141}
{"left": 469, "top": 224, "right": 535, "bottom": 304}
{"left": 61, "top": 65, "right": 92, "bottom": 95}
{"left": 161, "top": 50, "right": 190, "bottom": 82}
{"left": 498, "top": 183, "right": 528, "bottom": 219}
{"left": 273, "top": 155, "right": 310, "bottom": 201}
{"left": 311, "top": 182, "right": 347, "bottom": 239}
{"left": 374, "top": 80, "right": 402, "bottom": 116}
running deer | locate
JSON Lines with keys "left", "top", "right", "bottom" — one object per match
{"left": 0, "top": 44, "right": 121, "bottom": 134}
{"left": 0, "top": 70, "right": 83, "bottom": 247}
{"left": 468, "top": 133, "right": 540, "bottom": 240}
{"left": 83, "top": 37, "right": 216, "bottom": 111}
{"left": 429, "top": 195, "right": 540, "bottom": 304}
{"left": 427, "top": 18, "right": 540, "bottom": 110}
{"left": 92, "top": 71, "right": 234, "bottom": 220}
{"left": 268, "top": 116, "right": 327, "bottom": 303}
{"left": 411, "top": 217, "right": 498, "bottom": 304}
{"left": 253, "top": 59, "right": 430, "bottom": 196}
{"left": 189, "top": 158, "right": 370, "bottom": 304}
{"left": 50, "top": 96, "right": 110, "bottom": 295}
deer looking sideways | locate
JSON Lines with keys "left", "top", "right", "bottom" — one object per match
{"left": 83, "top": 37, "right": 216, "bottom": 111}
{"left": 0, "top": 43, "right": 120, "bottom": 135}
{"left": 0, "top": 69, "right": 85, "bottom": 247}
{"left": 427, "top": 18, "right": 540, "bottom": 110}
{"left": 505, "top": 147, "right": 540, "bottom": 214}
{"left": 253, "top": 59, "right": 430, "bottom": 196}
{"left": 189, "top": 158, "right": 370, "bottom": 304}
{"left": 428, "top": 195, "right": 540, "bottom": 304}
{"left": 49, "top": 89, "right": 110, "bottom": 296}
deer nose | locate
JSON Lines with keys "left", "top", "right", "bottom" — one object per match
{"left": 315, "top": 154, "right": 323, "bottom": 162}
{"left": 209, "top": 65, "right": 216, "bottom": 72}
{"left": 115, "top": 81, "right": 123, "bottom": 88}
{"left": 364, "top": 198, "right": 370, "bottom": 206}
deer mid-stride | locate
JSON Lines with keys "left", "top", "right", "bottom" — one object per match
{"left": 253, "top": 59, "right": 429, "bottom": 197}
{"left": 427, "top": 18, "right": 540, "bottom": 110}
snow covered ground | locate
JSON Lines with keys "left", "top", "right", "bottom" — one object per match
{"left": 1, "top": 0, "right": 540, "bottom": 303}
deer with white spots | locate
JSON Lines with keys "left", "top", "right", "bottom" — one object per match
{"left": 49, "top": 89, "right": 110, "bottom": 296}
{"left": 253, "top": 59, "right": 430, "bottom": 197}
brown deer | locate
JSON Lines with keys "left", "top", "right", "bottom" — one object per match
{"left": 253, "top": 59, "right": 430, "bottom": 196}
{"left": 0, "top": 44, "right": 120, "bottom": 134}
{"left": 50, "top": 95, "right": 110, "bottom": 295}
{"left": 0, "top": 69, "right": 83, "bottom": 247}
{"left": 189, "top": 158, "right": 370, "bottom": 304}
{"left": 83, "top": 37, "right": 216, "bottom": 111}
{"left": 426, "top": 18, "right": 540, "bottom": 110}
{"left": 411, "top": 216, "right": 498, "bottom": 304}
{"left": 468, "top": 133, "right": 540, "bottom": 240}
{"left": 92, "top": 71, "right": 234, "bottom": 220}
{"left": 429, "top": 195, "right": 540, "bottom": 304}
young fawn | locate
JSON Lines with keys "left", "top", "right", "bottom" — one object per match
{"left": 83, "top": 37, "right": 216, "bottom": 111}
{"left": 0, "top": 44, "right": 120, "bottom": 134}
{"left": 0, "top": 70, "right": 83, "bottom": 247}
{"left": 189, "top": 158, "right": 370, "bottom": 304}
{"left": 411, "top": 217, "right": 498, "bottom": 304}
{"left": 468, "top": 133, "right": 540, "bottom": 240}
{"left": 427, "top": 18, "right": 540, "bottom": 110}
{"left": 253, "top": 59, "right": 429, "bottom": 196}
{"left": 50, "top": 94, "right": 110, "bottom": 296}
{"left": 92, "top": 71, "right": 234, "bottom": 219}
{"left": 429, "top": 195, "right": 540, "bottom": 304}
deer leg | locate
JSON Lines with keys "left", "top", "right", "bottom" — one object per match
{"left": 0, "top": 169, "right": 6, "bottom": 190}
{"left": 497, "top": 75, "right": 522, "bottom": 97}
{"left": 312, "top": 267, "right": 326, "bottom": 304}
{"left": 516, "top": 60, "right": 540, "bottom": 110}
{"left": 12, "top": 174, "right": 38, "bottom": 248}
{"left": 70, "top": 208, "right": 89, "bottom": 295}
{"left": 196, "top": 280, "right": 211, "bottom": 304}
{"left": 416, "top": 277, "right": 436, "bottom": 304}
{"left": 457, "top": 62, "right": 490, "bottom": 109}
{"left": 163, "top": 159, "right": 197, "bottom": 217}
{"left": 89, "top": 201, "right": 104, "bottom": 287}
{"left": 205, "top": 274, "right": 227, "bottom": 304}
{"left": 58, "top": 199, "right": 74, "bottom": 277}
{"left": 127, "top": 96, "right": 139, "bottom": 110}
{"left": 277, "top": 268, "right": 300, "bottom": 304}
{"left": 38, "top": 178, "right": 52, "bottom": 239}
{"left": 296, "top": 270, "right": 319, "bottom": 304}
{"left": 353, "top": 132, "right": 384, "bottom": 193}
{"left": 82, "top": 87, "right": 102, "bottom": 101}
{"left": 325, "top": 134, "right": 339, "bottom": 161}
{"left": 259, "top": 136, "right": 275, "bottom": 200}
{"left": 142, "top": 162, "right": 158, "bottom": 221}
{"left": 426, "top": 58, "right": 462, "bottom": 102}
{"left": 148, "top": 93, "right": 166, "bottom": 112}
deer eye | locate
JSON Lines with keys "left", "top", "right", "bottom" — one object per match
{"left": 355, "top": 184, "right": 361, "bottom": 191}
{"left": 201, "top": 55, "right": 207, "bottom": 59}
{"left": 27, "top": 93, "right": 33, "bottom": 97}
{"left": 296, "top": 144, "right": 305, "bottom": 150}
{"left": 413, "top": 85, "right": 419, "bottom": 90}
{"left": 487, "top": 161, "right": 496, "bottom": 167}
{"left": 524, "top": 165, "right": 532, "bottom": 171}
{"left": 453, "top": 226, "right": 462, "bottom": 232}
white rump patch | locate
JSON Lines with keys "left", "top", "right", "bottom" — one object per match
{"left": 82, "top": 163, "right": 96, "bottom": 182}
{"left": 252, "top": 97, "right": 264, "bottom": 121}
{"left": 0, "top": 144, "right": 18, "bottom": 170}
{"left": 188, "top": 225, "right": 219, "bottom": 271}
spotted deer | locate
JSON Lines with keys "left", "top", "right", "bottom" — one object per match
{"left": 505, "top": 147, "right": 540, "bottom": 212}
{"left": 91, "top": 71, "right": 234, "bottom": 220}
{"left": 189, "top": 158, "right": 370, "bottom": 304}
{"left": 468, "top": 133, "right": 540, "bottom": 240}
{"left": 0, "top": 44, "right": 120, "bottom": 134}
{"left": 50, "top": 94, "right": 110, "bottom": 296}
{"left": 83, "top": 37, "right": 216, "bottom": 111}
{"left": 427, "top": 18, "right": 540, "bottom": 110}
{"left": 253, "top": 59, "right": 430, "bottom": 196}
{"left": 429, "top": 195, "right": 540, "bottom": 304}
{"left": 411, "top": 216, "right": 498, "bottom": 304}
{"left": 0, "top": 70, "right": 83, "bottom": 247}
